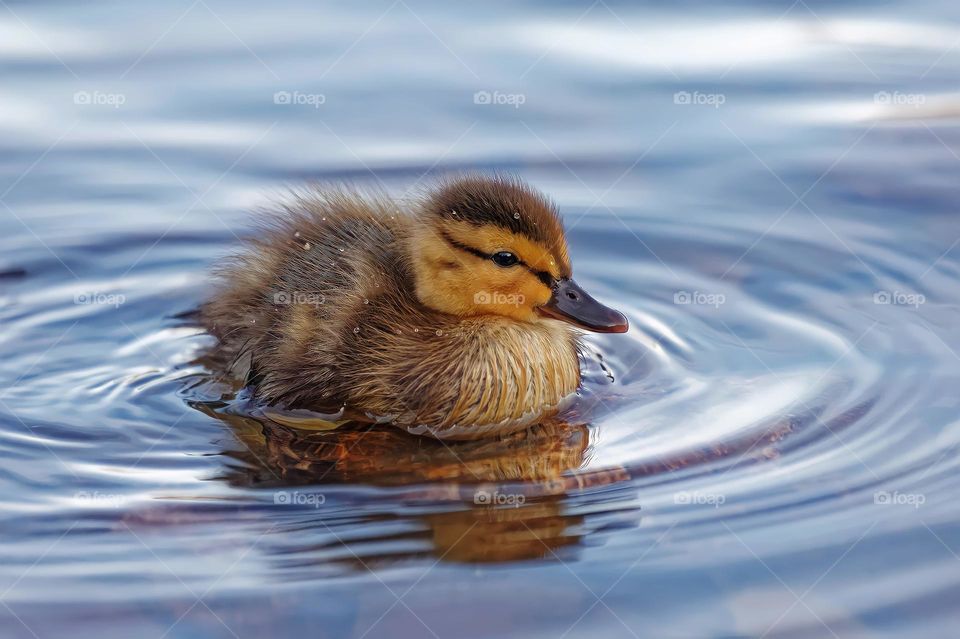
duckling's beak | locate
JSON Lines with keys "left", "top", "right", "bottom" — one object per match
{"left": 537, "top": 278, "right": 629, "bottom": 333}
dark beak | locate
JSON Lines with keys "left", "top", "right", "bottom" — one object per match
{"left": 537, "top": 278, "right": 629, "bottom": 333}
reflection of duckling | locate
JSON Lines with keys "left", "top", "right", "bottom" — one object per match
{"left": 426, "top": 500, "right": 578, "bottom": 563}
{"left": 204, "top": 411, "right": 631, "bottom": 565}
{"left": 202, "top": 176, "right": 627, "bottom": 439}
{"left": 199, "top": 401, "right": 595, "bottom": 487}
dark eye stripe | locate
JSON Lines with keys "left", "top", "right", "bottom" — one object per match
{"left": 441, "top": 232, "right": 489, "bottom": 261}
{"left": 441, "top": 232, "right": 557, "bottom": 289}
{"left": 531, "top": 269, "right": 554, "bottom": 288}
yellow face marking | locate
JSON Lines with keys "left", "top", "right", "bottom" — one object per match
{"left": 408, "top": 219, "right": 571, "bottom": 323}
{"left": 441, "top": 220, "right": 570, "bottom": 280}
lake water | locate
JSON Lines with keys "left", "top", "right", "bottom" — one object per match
{"left": 2, "top": 1, "right": 960, "bottom": 637}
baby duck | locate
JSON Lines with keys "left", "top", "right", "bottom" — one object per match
{"left": 202, "top": 176, "right": 628, "bottom": 439}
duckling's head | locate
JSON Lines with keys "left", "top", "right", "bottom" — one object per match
{"left": 408, "top": 176, "right": 628, "bottom": 333}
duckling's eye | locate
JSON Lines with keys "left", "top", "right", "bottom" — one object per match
{"left": 491, "top": 251, "right": 519, "bottom": 267}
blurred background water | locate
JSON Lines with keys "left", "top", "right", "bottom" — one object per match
{"left": 2, "top": 0, "right": 960, "bottom": 637}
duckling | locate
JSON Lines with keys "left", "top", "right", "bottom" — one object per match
{"left": 201, "top": 175, "right": 628, "bottom": 440}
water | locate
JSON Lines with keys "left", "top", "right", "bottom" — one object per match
{"left": 2, "top": 1, "right": 960, "bottom": 637}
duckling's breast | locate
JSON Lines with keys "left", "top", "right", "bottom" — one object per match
{"left": 382, "top": 318, "right": 582, "bottom": 440}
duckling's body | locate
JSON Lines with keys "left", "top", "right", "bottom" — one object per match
{"left": 202, "top": 177, "right": 626, "bottom": 439}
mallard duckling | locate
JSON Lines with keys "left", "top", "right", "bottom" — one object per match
{"left": 202, "top": 175, "right": 627, "bottom": 440}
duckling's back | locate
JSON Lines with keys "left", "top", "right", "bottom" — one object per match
{"left": 201, "top": 188, "right": 412, "bottom": 406}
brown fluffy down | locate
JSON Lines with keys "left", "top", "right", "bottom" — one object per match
{"left": 201, "top": 178, "right": 582, "bottom": 440}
